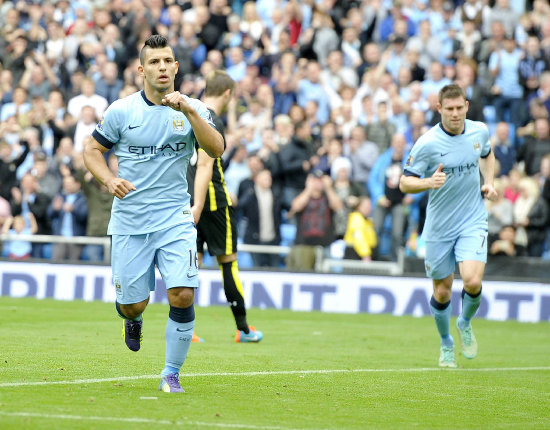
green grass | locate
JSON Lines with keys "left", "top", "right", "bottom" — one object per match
{"left": 0, "top": 297, "right": 549, "bottom": 430}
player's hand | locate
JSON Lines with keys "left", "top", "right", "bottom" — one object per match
{"left": 162, "top": 91, "right": 192, "bottom": 114}
{"left": 481, "top": 183, "right": 498, "bottom": 201}
{"left": 106, "top": 177, "right": 136, "bottom": 199}
{"left": 430, "top": 164, "right": 446, "bottom": 189}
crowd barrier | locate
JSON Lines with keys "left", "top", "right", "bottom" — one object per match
{"left": 1, "top": 261, "right": 548, "bottom": 323}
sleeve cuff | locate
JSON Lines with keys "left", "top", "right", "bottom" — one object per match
{"left": 92, "top": 130, "right": 114, "bottom": 149}
{"left": 403, "top": 169, "right": 421, "bottom": 178}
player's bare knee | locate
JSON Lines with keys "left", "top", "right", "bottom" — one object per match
{"left": 168, "top": 287, "right": 195, "bottom": 308}
{"left": 434, "top": 287, "right": 452, "bottom": 303}
{"left": 462, "top": 274, "right": 482, "bottom": 291}
{"left": 120, "top": 301, "right": 147, "bottom": 319}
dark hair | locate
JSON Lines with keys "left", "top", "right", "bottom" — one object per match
{"left": 204, "top": 70, "right": 235, "bottom": 97}
{"left": 139, "top": 35, "right": 173, "bottom": 65}
{"left": 438, "top": 84, "right": 467, "bottom": 105}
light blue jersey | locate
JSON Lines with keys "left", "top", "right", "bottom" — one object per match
{"left": 92, "top": 90, "right": 214, "bottom": 235}
{"left": 404, "top": 120, "right": 491, "bottom": 242}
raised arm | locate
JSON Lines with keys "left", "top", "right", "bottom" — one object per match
{"left": 162, "top": 92, "right": 224, "bottom": 158}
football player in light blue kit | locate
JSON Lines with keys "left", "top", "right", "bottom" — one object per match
{"left": 399, "top": 84, "right": 497, "bottom": 368}
{"left": 84, "top": 35, "right": 224, "bottom": 392}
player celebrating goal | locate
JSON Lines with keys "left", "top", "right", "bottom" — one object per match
{"left": 84, "top": 35, "right": 224, "bottom": 392}
{"left": 399, "top": 84, "right": 497, "bottom": 368}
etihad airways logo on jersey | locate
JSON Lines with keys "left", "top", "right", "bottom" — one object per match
{"left": 443, "top": 160, "right": 479, "bottom": 175}
{"left": 128, "top": 142, "right": 187, "bottom": 156}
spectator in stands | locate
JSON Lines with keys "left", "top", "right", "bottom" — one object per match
{"left": 379, "top": 1, "right": 416, "bottom": 43}
{"left": 321, "top": 50, "right": 359, "bottom": 94}
{"left": 47, "top": 173, "right": 88, "bottom": 261}
{"left": 19, "top": 51, "right": 58, "bottom": 101}
{"left": 513, "top": 176, "right": 547, "bottom": 257}
{"left": 1, "top": 87, "right": 31, "bottom": 123}
{"left": 484, "top": 0, "right": 520, "bottom": 39}
{"left": 406, "top": 20, "right": 442, "bottom": 71}
{"left": 486, "top": 178, "right": 514, "bottom": 245}
{"left": 422, "top": 61, "right": 452, "bottom": 99}
{"left": 519, "top": 35, "right": 549, "bottom": 102}
{"left": 1, "top": 34, "right": 30, "bottom": 86}
{"left": 331, "top": 156, "right": 364, "bottom": 240}
{"left": 518, "top": 118, "right": 550, "bottom": 176}
{"left": 504, "top": 168, "right": 522, "bottom": 203}
{"left": 67, "top": 77, "right": 108, "bottom": 120}
{"left": 67, "top": 105, "right": 98, "bottom": 153}
{"left": 343, "top": 196, "right": 378, "bottom": 261}
{"left": 366, "top": 101, "right": 397, "bottom": 153}
{"left": 454, "top": 18, "right": 482, "bottom": 60}
{"left": 296, "top": 61, "right": 330, "bottom": 125}
{"left": 0, "top": 140, "right": 29, "bottom": 201}
{"left": 299, "top": 8, "right": 339, "bottom": 66}
{"left": 278, "top": 120, "right": 315, "bottom": 210}
{"left": 404, "top": 109, "right": 429, "bottom": 149}
{"left": 489, "top": 225, "right": 528, "bottom": 257}
{"left": 369, "top": 133, "right": 412, "bottom": 261}
{"left": 2, "top": 214, "right": 38, "bottom": 260}
{"left": 95, "top": 61, "right": 124, "bottom": 105}
{"left": 10, "top": 173, "right": 52, "bottom": 258}
{"left": 272, "top": 70, "right": 297, "bottom": 117}
{"left": 344, "top": 125, "right": 379, "bottom": 189}
{"left": 517, "top": 97, "right": 550, "bottom": 144}
{"left": 286, "top": 170, "right": 342, "bottom": 270}
{"left": 357, "top": 42, "right": 381, "bottom": 80}
{"left": 491, "top": 122, "right": 516, "bottom": 177}
{"left": 489, "top": 35, "right": 525, "bottom": 130}
{"left": 455, "top": 58, "right": 487, "bottom": 123}
{"left": 32, "top": 151, "right": 62, "bottom": 200}
{"left": 239, "top": 168, "right": 282, "bottom": 267}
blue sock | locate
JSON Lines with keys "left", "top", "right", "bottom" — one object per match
{"left": 430, "top": 296, "right": 453, "bottom": 348}
{"left": 161, "top": 305, "right": 195, "bottom": 377}
{"left": 458, "top": 287, "right": 482, "bottom": 330}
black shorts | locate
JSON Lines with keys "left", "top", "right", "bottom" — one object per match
{"left": 197, "top": 206, "right": 237, "bottom": 256}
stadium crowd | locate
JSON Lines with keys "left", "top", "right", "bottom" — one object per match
{"left": 0, "top": 0, "right": 549, "bottom": 268}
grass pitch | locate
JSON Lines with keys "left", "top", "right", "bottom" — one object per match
{"left": 0, "top": 297, "right": 549, "bottom": 430}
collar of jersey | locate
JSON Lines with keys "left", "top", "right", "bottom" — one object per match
{"left": 141, "top": 90, "right": 155, "bottom": 106}
{"left": 439, "top": 122, "right": 466, "bottom": 137}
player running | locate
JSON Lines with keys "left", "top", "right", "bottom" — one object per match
{"left": 399, "top": 84, "right": 497, "bottom": 367}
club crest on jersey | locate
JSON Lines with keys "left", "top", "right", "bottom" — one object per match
{"left": 97, "top": 118, "right": 104, "bottom": 130}
{"left": 473, "top": 142, "right": 481, "bottom": 152}
{"left": 173, "top": 115, "right": 186, "bottom": 131}
{"left": 406, "top": 155, "right": 413, "bottom": 166}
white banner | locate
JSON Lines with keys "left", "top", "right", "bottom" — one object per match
{"left": 1, "top": 262, "right": 549, "bottom": 322}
